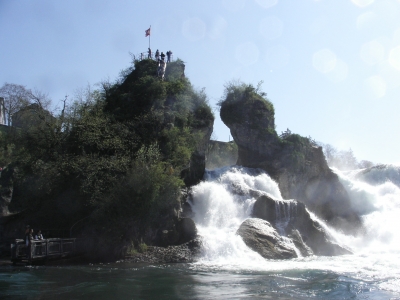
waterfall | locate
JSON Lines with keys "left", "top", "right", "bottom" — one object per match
{"left": 274, "top": 200, "right": 297, "bottom": 235}
{"left": 189, "top": 166, "right": 297, "bottom": 265}
{"left": 331, "top": 165, "right": 400, "bottom": 254}
{"left": 188, "top": 164, "right": 400, "bottom": 267}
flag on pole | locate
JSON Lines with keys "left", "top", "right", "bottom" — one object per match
{"left": 145, "top": 27, "right": 151, "bottom": 37}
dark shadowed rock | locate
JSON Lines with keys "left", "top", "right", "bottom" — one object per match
{"left": 176, "top": 217, "right": 197, "bottom": 244}
{"left": 181, "top": 126, "right": 213, "bottom": 187}
{"left": 156, "top": 217, "right": 198, "bottom": 247}
{"left": 289, "top": 201, "right": 352, "bottom": 256}
{"left": 236, "top": 218, "right": 297, "bottom": 259}
{"left": 252, "top": 194, "right": 277, "bottom": 223}
{"left": 0, "top": 167, "right": 13, "bottom": 216}
{"left": 288, "top": 229, "right": 313, "bottom": 257}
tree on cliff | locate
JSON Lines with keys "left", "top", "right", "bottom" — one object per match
{"left": 0, "top": 83, "right": 52, "bottom": 126}
{"left": 0, "top": 83, "right": 31, "bottom": 126}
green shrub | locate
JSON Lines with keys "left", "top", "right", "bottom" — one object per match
{"left": 218, "top": 81, "right": 274, "bottom": 126}
{"left": 138, "top": 243, "right": 148, "bottom": 253}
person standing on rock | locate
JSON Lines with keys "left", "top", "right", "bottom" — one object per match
{"left": 166, "top": 50, "right": 172, "bottom": 63}
{"left": 160, "top": 52, "right": 165, "bottom": 61}
{"left": 155, "top": 49, "right": 160, "bottom": 61}
{"left": 148, "top": 48, "right": 152, "bottom": 59}
{"left": 181, "top": 62, "right": 185, "bottom": 78}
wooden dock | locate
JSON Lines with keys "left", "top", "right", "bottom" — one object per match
{"left": 11, "top": 238, "right": 77, "bottom": 265}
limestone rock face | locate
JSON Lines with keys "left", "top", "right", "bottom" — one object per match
{"left": 236, "top": 218, "right": 297, "bottom": 259}
{"left": 288, "top": 229, "right": 313, "bottom": 257}
{"left": 220, "top": 89, "right": 279, "bottom": 166}
{"left": 219, "top": 89, "right": 361, "bottom": 233}
{"left": 252, "top": 195, "right": 352, "bottom": 256}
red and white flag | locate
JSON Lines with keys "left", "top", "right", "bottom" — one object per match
{"left": 145, "top": 27, "right": 151, "bottom": 37}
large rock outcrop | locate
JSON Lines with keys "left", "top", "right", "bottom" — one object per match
{"left": 236, "top": 218, "right": 297, "bottom": 259}
{"left": 219, "top": 84, "right": 361, "bottom": 233}
{"left": 252, "top": 195, "right": 351, "bottom": 256}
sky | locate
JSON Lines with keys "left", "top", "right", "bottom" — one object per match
{"left": 1, "top": 0, "right": 400, "bottom": 165}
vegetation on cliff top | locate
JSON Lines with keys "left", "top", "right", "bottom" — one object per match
{"left": 0, "top": 57, "right": 214, "bottom": 253}
{"left": 218, "top": 81, "right": 275, "bottom": 128}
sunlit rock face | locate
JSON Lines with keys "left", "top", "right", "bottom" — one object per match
{"left": 220, "top": 91, "right": 361, "bottom": 233}
{"left": 236, "top": 218, "right": 297, "bottom": 259}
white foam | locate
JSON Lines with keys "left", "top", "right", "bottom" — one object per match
{"left": 188, "top": 165, "right": 400, "bottom": 280}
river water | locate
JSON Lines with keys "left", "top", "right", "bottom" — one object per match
{"left": 1, "top": 166, "right": 400, "bottom": 299}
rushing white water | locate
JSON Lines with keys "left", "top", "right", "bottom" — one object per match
{"left": 189, "top": 166, "right": 282, "bottom": 266}
{"left": 188, "top": 165, "right": 400, "bottom": 293}
{"left": 333, "top": 166, "right": 400, "bottom": 254}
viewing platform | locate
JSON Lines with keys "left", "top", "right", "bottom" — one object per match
{"left": 11, "top": 238, "right": 78, "bottom": 265}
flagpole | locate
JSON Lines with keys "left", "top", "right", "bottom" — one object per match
{"left": 149, "top": 25, "right": 151, "bottom": 50}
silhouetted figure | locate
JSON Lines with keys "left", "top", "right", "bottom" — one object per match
{"left": 155, "top": 49, "right": 160, "bottom": 61}
{"left": 160, "top": 52, "right": 165, "bottom": 61}
{"left": 24, "top": 225, "right": 30, "bottom": 255}
{"left": 27, "top": 229, "right": 34, "bottom": 258}
{"left": 181, "top": 62, "right": 185, "bottom": 78}
{"left": 166, "top": 50, "right": 172, "bottom": 63}
{"left": 148, "top": 48, "right": 152, "bottom": 59}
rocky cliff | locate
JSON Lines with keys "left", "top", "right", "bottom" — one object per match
{"left": 219, "top": 83, "right": 361, "bottom": 233}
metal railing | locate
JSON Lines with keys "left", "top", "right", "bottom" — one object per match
{"left": 11, "top": 238, "right": 77, "bottom": 264}
{"left": 134, "top": 52, "right": 174, "bottom": 62}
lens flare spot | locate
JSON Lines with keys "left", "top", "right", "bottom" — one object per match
{"left": 235, "top": 42, "right": 260, "bottom": 66}
{"left": 182, "top": 17, "right": 206, "bottom": 42}
{"left": 327, "top": 59, "right": 349, "bottom": 83}
{"left": 351, "top": 0, "right": 374, "bottom": 7}
{"left": 365, "top": 75, "right": 387, "bottom": 98}
{"left": 360, "top": 40, "right": 385, "bottom": 65}
{"left": 393, "top": 28, "right": 400, "bottom": 45}
{"left": 259, "top": 16, "right": 284, "bottom": 40}
{"left": 255, "top": 0, "right": 278, "bottom": 9}
{"left": 312, "top": 49, "right": 337, "bottom": 73}
{"left": 209, "top": 16, "right": 228, "bottom": 40}
{"left": 389, "top": 46, "right": 400, "bottom": 71}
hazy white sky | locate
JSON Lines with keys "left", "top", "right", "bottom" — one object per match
{"left": 1, "top": 0, "right": 400, "bottom": 164}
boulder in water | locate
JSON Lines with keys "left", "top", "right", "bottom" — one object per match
{"left": 236, "top": 218, "right": 297, "bottom": 259}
